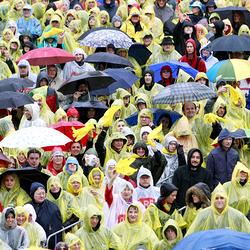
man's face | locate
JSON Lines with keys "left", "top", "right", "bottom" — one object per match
{"left": 162, "top": 44, "right": 172, "bottom": 52}
{"left": 144, "top": 73, "right": 152, "bottom": 84}
{"left": 157, "top": 0, "right": 166, "bottom": 8}
{"left": 121, "top": 186, "right": 133, "bottom": 200}
{"left": 27, "top": 153, "right": 40, "bottom": 167}
{"left": 19, "top": 66, "right": 29, "bottom": 77}
{"left": 131, "top": 15, "right": 140, "bottom": 23}
{"left": 214, "top": 195, "right": 226, "bottom": 211}
{"left": 112, "top": 139, "right": 124, "bottom": 152}
{"left": 183, "top": 102, "right": 196, "bottom": 119}
{"left": 123, "top": 96, "right": 130, "bottom": 106}
{"left": 140, "top": 114, "right": 151, "bottom": 126}
{"left": 186, "top": 42, "right": 194, "bottom": 54}
{"left": 143, "top": 38, "right": 152, "bottom": 47}
{"left": 53, "top": 155, "right": 64, "bottom": 165}
{"left": 78, "top": 83, "right": 88, "bottom": 94}
{"left": 190, "top": 151, "right": 201, "bottom": 167}
{"left": 221, "top": 137, "right": 233, "bottom": 149}
{"left": 23, "top": 9, "right": 31, "bottom": 18}
{"left": 90, "top": 215, "right": 100, "bottom": 228}
{"left": 139, "top": 175, "right": 151, "bottom": 187}
{"left": 24, "top": 108, "right": 32, "bottom": 120}
{"left": 165, "top": 227, "right": 177, "bottom": 241}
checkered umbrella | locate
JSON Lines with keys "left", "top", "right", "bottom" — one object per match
{"left": 153, "top": 82, "right": 217, "bottom": 105}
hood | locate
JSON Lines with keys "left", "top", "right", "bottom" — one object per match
{"left": 15, "top": 206, "right": 28, "bottom": 225}
{"left": 23, "top": 203, "right": 37, "bottom": 222}
{"left": 55, "top": 108, "right": 67, "bottom": 123}
{"left": 118, "top": 180, "right": 134, "bottom": 194}
{"left": 163, "top": 134, "right": 178, "bottom": 149}
{"left": 187, "top": 148, "right": 203, "bottom": 168}
{"left": 85, "top": 0, "right": 97, "bottom": 11}
{"left": 128, "top": 7, "right": 141, "bottom": 20}
{"left": 116, "top": 88, "right": 131, "bottom": 99}
{"left": 0, "top": 207, "right": 17, "bottom": 230}
{"left": 143, "top": 6, "right": 155, "bottom": 20}
{"left": 238, "top": 24, "right": 250, "bottom": 36}
{"left": 209, "top": 12, "right": 221, "bottom": 23}
{"left": 9, "top": 36, "right": 21, "bottom": 50}
{"left": 138, "top": 109, "right": 153, "bottom": 124}
{"left": 125, "top": 202, "right": 143, "bottom": 226}
{"left": 212, "top": 96, "right": 227, "bottom": 116}
{"left": 106, "top": 132, "right": 127, "bottom": 151}
{"left": 211, "top": 183, "right": 228, "bottom": 215}
{"left": 2, "top": 28, "right": 14, "bottom": 40}
{"left": 65, "top": 232, "right": 84, "bottom": 249}
{"left": 231, "top": 161, "right": 250, "bottom": 185}
{"left": 200, "top": 42, "right": 213, "bottom": 60}
{"left": 133, "top": 141, "right": 149, "bottom": 157}
{"left": 184, "top": 38, "right": 197, "bottom": 57}
{"left": 17, "top": 59, "right": 32, "bottom": 74}
{"left": 47, "top": 175, "right": 63, "bottom": 193}
{"left": 122, "top": 126, "right": 135, "bottom": 138}
{"left": 88, "top": 167, "right": 104, "bottom": 188}
{"left": 136, "top": 166, "right": 153, "bottom": 187}
{"left": 223, "top": 18, "right": 233, "bottom": 36}
{"left": 83, "top": 204, "right": 103, "bottom": 232}
{"left": 159, "top": 182, "right": 178, "bottom": 198}
{"left": 24, "top": 102, "right": 41, "bottom": 121}
{"left": 65, "top": 156, "right": 79, "bottom": 175}
{"left": 36, "top": 71, "right": 49, "bottom": 88}
{"left": 65, "top": 9, "right": 78, "bottom": 20}
{"left": 140, "top": 126, "right": 152, "bottom": 140}
{"left": 218, "top": 129, "right": 232, "bottom": 142}
{"left": 67, "top": 174, "right": 83, "bottom": 195}
{"left": 162, "top": 219, "right": 183, "bottom": 243}
{"left": 135, "top": 93, "right": 151, "bottom": 108}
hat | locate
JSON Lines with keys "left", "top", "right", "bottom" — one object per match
{"left": 66, "top": 107, "right": 79, "bottom": 118}
{"left": 18, "top": 59, "right": 29, "bottom": 67}
{"left": 52, "top": 147, "right": 64, "bottom": 158}
{"left": 30, "top": 182, "right": 45, "bottom": 196}
{"left": 190, "top": 1, "right": 203, "bottom": 10}
{"left": 23, "top": 4, "right": 32, "bottom": 10}
{"left": 161, "top": 37, "right": 174, "bottom": 45}
{"left": 136, "top": 98, "right": 146, "bottom": 105}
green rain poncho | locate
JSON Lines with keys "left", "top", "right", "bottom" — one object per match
{"left": 186, "top": 184, "right": 250, "bottom": 236}
{"left": 113, "top": 203, "right": 159, "bottom": 250}
{"left": 153, "top": 219, "right": 183, "bottom": 250}
{"left": 75, "top": 204, "right": 121, "bottom": 250}
{"left": 223, "top": 161, "right": 250, "bottom": 216}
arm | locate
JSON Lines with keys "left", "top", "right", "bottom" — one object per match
{"left": 95, "top": 130, "right": 107, "bottom": 167}
{"left": 206, "top": 153, "right": 216, "bottom": 188}
{"left": 151, "top": 150, "right": 167, "bottom": 184}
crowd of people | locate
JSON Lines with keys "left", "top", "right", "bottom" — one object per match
{"left": 0, "top": 0, "right": 250, "bottom": 249}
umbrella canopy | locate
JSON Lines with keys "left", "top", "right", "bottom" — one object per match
{"left": 206, "top": 35, "right": 250, "bottom": 52}
{"left": 128, "top": 43, "right": 152, "bottom": 66}
{"left": 207, "top": 59, "right": 250, "bottom": 82}
{"left": 0, "top": 78, "right": 34, "bottom": 92}
{"left": 213, "top": 7, "right": 250, "bottom": 26}
{"left": 125, "top": 108, "right": 182, "bottom": 126}
{"left": 78, "top": 27, "right": 133, "bottom": 49}
{"left": 91, "top": 68, "right": 138, "bottom": 95}
{"left": 0, "top": 168, "right": 50, "bottom": 194}
{"left": 149, "top": 60, "right": 198, "bottom": 82}
{"left": 173, "top": 229, "right": 250, "bottom": 250}
{"left": 17, "top": 47, "right": 75, "bottom": 66}
{"left": 85, "top": 52, "right": 133, "bottom": 68}
{"left": 57, "top": 71, "right": 115, "bottom": 95}
{"left": 0, "top": 127, "right": 72, "bottom": 148}
{"left": 0, "top": 91, "right": 34, "bottom": 109}
{"left": 231, "top": 129, "right": 250, "bottom": 139}
{"left": 153, "top": 82, "right": 217, "bottom": 105}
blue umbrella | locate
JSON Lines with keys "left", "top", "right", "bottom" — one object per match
{"left": 149, "top": 60, "right": 198, "bottom": 82}
{"left": 125, "top": 108, "right": 182, "bottom": 126}
{"left": 91, "top": 68, "right": 138, "bottom": 95}
{"left": 206, "top": 60, "right": 226, "bottom": 82}
{"left": 173, "top": 229, "right": 250, "bottom": 250}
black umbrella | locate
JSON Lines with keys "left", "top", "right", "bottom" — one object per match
{"left": 0, "top": 78, "right": 34, "bottom": 92}
{"left": 0, "top": 91, "right": 34, "bottom": 109}
{"left": 64, "top": 100, "right": 108, "bottom": 123}
{"left": 128, "top": 43, "right": 152, "bottom": 66}
{"left": 57, "top": 71, "right": 115, "bottom": 95}
{"left": 85, "top": 52, "right": 133, "bottom": 68}
{"left": 0, "top": 168, "right": 50, "bottom": 194}
{"left": 206, "top": 35, "right": 250, "bottom": 52}
{"left": 213, "top": 7, "right": 250, "bottom": 26}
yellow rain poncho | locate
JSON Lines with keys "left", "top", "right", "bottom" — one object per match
{"left": 9, "top": 37, "right": 22, "bottom": 62}
{"left": 69, "top": 19, "right": 83, "bottom": 41}
{"left": 113, "top": 203, "right": 159, "bottom": 250}
{"left": 46, "top": 176, "right": 80, "bottom": 223}
{"left": 7, "top": 0, "right": 24, "bottom": 21}
{"left": 153, "top": 219, "right": 183, "bottom": 250}
{"left": 0, "top": 173, "right": 31, "bottom": 208}
{"left": 223, "top": 162, "right": 250, "bottom": 215}
{"left": 186, "top": 184, "right": 250, "bottom": 235}
{"left": 41, "top": 8, "right": 55, "bottom": 30}
{"left": 54, "top": 108, "right": 68, "bottom": 123}
{"left": 2, "top": 28, "right": 14, "bottom": 44}
{"left": 65, "top": 232, "right": 85, "bottom": 250}
{"left": 99, "top": 10, "right": 111, "bottom": 27}
{"left": 75, "top": 204, "right": 121, "bottom": 250}
{"left": 32, "top": 2, "right": 46, "bottom": 21}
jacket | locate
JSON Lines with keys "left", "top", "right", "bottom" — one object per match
{"left": 153, "top": 1, "right": 174, "bottom": 23}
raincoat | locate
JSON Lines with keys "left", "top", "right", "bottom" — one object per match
{"left": 186, "top": 184, "right": 250, "bottom": 235}
{"left": 223, "top": 162, "right": 250, "bottom": 216}
{"left": 153, "top": 219, "right": 183, "bottom": 250}
{"left": 0, "top": 61, "right": 12, "bottom": 80}
{"left": 46, "top": 176, "right": 80, "bottom": 223}
{"left": 0, "top": 173, "right": 31, "bottom": 209}
{"left": 65, "top": 232, "right": 85, "bottom": 250}
{"left": 154, "top": 0, "right": 174, "bottom": 23}
{"left": 0, "top": 207, "right": 29, "bottom": 249}
{"left": 75, "top": 204, "right": 121, "bottom": 250}
{"left": 7, "top": 0, "right": 24, "bottom": 21}
{"left": 113, "top": 203, "right": 159, "bottom": 249}
{"left": 9, "top": 37, "right": 22, "bottom": 63}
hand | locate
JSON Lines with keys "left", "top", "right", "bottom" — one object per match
{"left": 94, "top": 157, "right": 100, "bottom": 167}
{"left": 108, "top": 169, "right": 118, "bottom": 188}
{"left": 217, "top": 86, "right": 227, "bottom": 95}
{"left": 90, "top": 189, "right": 98, "bottom": 196}
{"left": 73, "top": 91, "right": 83, "bottom": 102}
{"left": 58, "top": 32, "right": 65, "bottom": 44}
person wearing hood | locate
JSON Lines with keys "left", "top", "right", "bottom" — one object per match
{"left": 27, "top": 182, "right": 63, "bottom": 249}
{"left": 238, "top": 24, "right": 250, "bottom": 36}
{"left": 0, "top": 207, "right": 29, "bottom": 249}
{"left": 63, "top": 47, "right": 95, "bottom": 81}
{"left": 99, "top": 10, "right": 111, "bottom": 27}
{"left": 223, "top": 161, "right": 250, "bottom": 216}
{"left": 144, "top": 182, "right": 186, "bottom": 239}
{"left": 206, "top": 129, "right": 240, "bottom": 188}
{"left": 65, "top": 232, "right": 85, "bottom": 250}
{"left": 0, "top": 172, "right": 31, "bottom": 209}
{"left": 11, "top": 59, "right": 37, "bottom": 83}
{"left": 99, "top": 0, "right": 117, "bottom": 19}
{"left": 186, "top": 183, "right": 250, "bottom": 235}
{"left": 17, "top": 4, "right": 42, "bottom": 43}
{"left": 47, "top": 64, "right": 64, "bottom": 91}
{"left": 153, "top": 219, "right": 183, "bottom": 250}
{"left": 57, "top": 156, "right": 89, "bottom": 190}
{"left": 46, "top": 176, "right": 80, "bottom": 228}
{"left": 180, "top": 38, "right": 206, "bottom": 72}
{"left": 183, "top": 182, "right": 211, "bottom": 228}
{"left": 19, "top": 103, "right": 46, "bottom": 129}
{"left": 122, "top": 126, "right": 136, "bottom": 153}
{"left": 7, "top": 0, "right": 24, "bottom": 21}
{"left": 113, "top": 203, "right": 159, "bottom": 249}
{"left": 154, "top": 0, "right": 174, "bottom": 24}
{"left": 188, "top": 1, "right": 205, "bottom": 25}
{"left": 134, "top": 166, "right": 160, "bottom": 208}
{"left": 157, "top": 64, "right": 176, "bottom": 86}
{"left": 75, "top": 204, "right": 121, "bottom": 249}
{"left": 172, "top": 148, "right": 213, "bottom": 208}
{"left": 8, "top": 37, "right": 22, "bottom": 62}
{"left": 200, "top": 43, "right": 219, "bottom": 70}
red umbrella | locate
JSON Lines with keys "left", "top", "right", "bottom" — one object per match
{"left": 17, "top": 47, "right": 75, "bottom": 66}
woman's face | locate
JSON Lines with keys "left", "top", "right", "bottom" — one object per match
{"left": 117, "top": 121, "right": 125, "bottom": 132}
{"left": 6, "top": 213, "right": 15, "bottom": 227}
{"left": 217, "top": 106, "right": 226, "bottom": 117}
{"left": 72, "top": 181, "right": 81, "bottom": 191}
{"left": 70, "top": 142, "right": 81, "bottom": 156}
{"left": 192, "top": 193, "right": 200, "bottom": 203}
{"left": 136, "top": 147, "right": 146, "bottom": 157}
{"left": 233, "top": 12, "right": 241, "bottom": 23}
{"left": 127, "top": 206, "right": 138, "bottom": 224}
{"left": 33, "top": 187, "right": 46, "bottom": 203}
{"left": 17, "top": 153, "right": 26, "bottom": 163}
{"left": 166, "top": 190, "right": 177, "bottom": 204}
{"left": 15, "top": 1, "right": 23, "bottom": 10}
{"left": 8, "top": 158, "right": 16, "bottom": 169}
{"left": 168, "top": 141, "right": 177, "bottom": 152}
{"left": 93, "top": 175, "right": 101, "bottom": 186}
{"left": 68, "top": 163, "right": 77, "bottom": 172}
{"left": 4, "top": 32, "right": 12, "bottom": 42}
{"left": 70, "top": 241, "right": 81, "bottom": 250}
{"left": 16, "top": 213, "right": 26, "bottom": 226}
{"left": 4, "top": 175, "right": 16, "bottom": 190}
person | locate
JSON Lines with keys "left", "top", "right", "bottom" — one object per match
{"left": 22, "top": 148, "right": 44, "bottom": 170}
{"left": 157, "top": 65, "right": 176, "bottom": 86}
{"left": 153, "top": 219, "right": 183, "bottom": 250}
{"left": 183, "top": 182, "right": 211, "bottom": 229}
{"left": 82, "top": 148, "right": 101, "bottom": 178}
{"left": 113, "top": 203, "right": 159, "bottom": 249}
{"left": 206, "top": 129, "right": 240, "bottom": 188}
{"left": 75, "top": 204, "right": 121, "bottom": 249}
{"left": 188, "top": 1, "right": 204, "bottom": 25}
{"left": 134, "top": 166, "right": 160, "bottom": 208}
{"left": 223, "top": 161, "right": 250, "bottom": 216}
{"left": 186, "top": 183, "right": 250, "bottom": 235}
{"left": 200, "top": 43, "right": 219, "bottom": 70}
{"left": 180, "top": 38, "right": 206, "bottom": 72}
{"left": 0, "top": 207, "right": 29, "bottom": 249}
{"left": 65, "top": 232, "right": 85, "bottom": 250}
{"left": 0, "top": 172, "right": 30, "bottom": 209}
{"left": 27, "top": 182, "right": 63, "bottom": 249}
{"left": 144, "top": 182, "right": 186, "bottom": 239}
{"left": 154, "top": 0, "right": 174, "bottom": 23}
{"left": 172, "top": 148, "right": 213, "bottom": 208}
{"left": 47, "top": 65, "right": 63, "bottom": 91}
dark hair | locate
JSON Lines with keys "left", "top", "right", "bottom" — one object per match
{"left": 27, "top": 148, "right": 41, "bottom": 158}
{"left": 182, "top": 102, "right": 196, "bottom": 113}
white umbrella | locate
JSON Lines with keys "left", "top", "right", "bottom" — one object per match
{"left": 0, "top": 127, "right": 72, "bottom": 148}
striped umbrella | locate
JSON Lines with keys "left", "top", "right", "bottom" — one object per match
{"left": 153, "top": 82, "right": 217, "bottom": 105}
